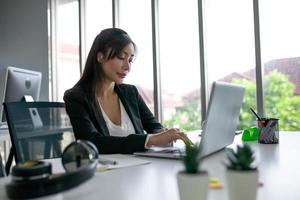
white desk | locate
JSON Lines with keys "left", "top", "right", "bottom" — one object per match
{"left": 0, "top": 132, "right": 300, "bottom": 200}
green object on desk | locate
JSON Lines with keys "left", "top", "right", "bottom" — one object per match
{"left": 242, "top": 127, "right": 259, "bottom": 141}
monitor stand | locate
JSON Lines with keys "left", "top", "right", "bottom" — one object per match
{"left": 23, "top": 95, "right": 43, "bottom": 128}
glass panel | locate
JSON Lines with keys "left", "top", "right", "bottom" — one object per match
{"left": 159, "top": 0, "right": 201, "bottom": 131}
{"left": 204, "top": 0, "right": 256, "bottom": 130}
{"left": 260, "top": 0, "right": 300, "bottom": 131}
{"left": 119, "top": 0, "right": 154, "bottom": 111}
{"left": 85, "top": 0, "right": 112, "bottom": 56}
{"left": 57, "top": 1, "right": 80, "bottom": 101}
{"left": 6, "top": 102, "right": 74, "bottom": 163}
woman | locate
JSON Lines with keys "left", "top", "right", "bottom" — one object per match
{"left": 64, "top": 28, "right": 188, "bottom": 154}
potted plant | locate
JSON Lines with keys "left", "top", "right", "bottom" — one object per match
{"left": 225, "top": 143, "right": 258, "bottom": 200}
{"left": 177, "top": 139, "right": 209, "bottom": 200}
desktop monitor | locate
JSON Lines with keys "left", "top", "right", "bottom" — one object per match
{"left": 0, "top": 66, "right": 42, "bottom": 123}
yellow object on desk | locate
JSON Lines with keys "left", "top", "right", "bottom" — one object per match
{"left": 209, "top": 177, "right": 223, "bottom": 189}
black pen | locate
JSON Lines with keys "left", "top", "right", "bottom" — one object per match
{"left": 250, "top": 107, "right": 262, "bottom": 121}
{"left": 98, "top": 157, "right": 118, "bottom": 165}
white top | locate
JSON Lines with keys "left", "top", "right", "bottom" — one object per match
{"left": 99, "top": 99, "right": 135, "bottom": 137}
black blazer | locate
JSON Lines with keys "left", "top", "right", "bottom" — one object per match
{"left": 63, "top": 84, "right": 163, "bottom": 154}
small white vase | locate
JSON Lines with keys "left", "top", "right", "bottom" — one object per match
{"left": 226, "top": 169, "right": 258, "bottom": 200}
{"left": 177, "top": 171, "right": 209, "bottom": 200}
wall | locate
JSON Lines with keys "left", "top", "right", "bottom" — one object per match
{"left": 0, "top": 0, "right": 49, "bottom": 100}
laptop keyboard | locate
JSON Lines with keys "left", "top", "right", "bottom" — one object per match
{"left": 158, "top": 148, "right": 181, "bottom": 153}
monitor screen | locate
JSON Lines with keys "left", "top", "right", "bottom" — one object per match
{"left": 0, "top": 66, "right": 42, "bottom": 123}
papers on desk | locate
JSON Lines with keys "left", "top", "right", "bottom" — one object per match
{"left": 44, "top": 155, "right": 151, "bottom": 174}
{"left": 97, "top": 154, "right": 151, "bottom": 171}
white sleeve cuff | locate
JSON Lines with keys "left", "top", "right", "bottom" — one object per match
{"left": 144, "top": 134, "right": 153, "bottom": 149}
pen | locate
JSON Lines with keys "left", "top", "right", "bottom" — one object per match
{"left": 250, "top": 107, "right": 262, "bottom": 121}
{"left": 98, "top": 157, "right": 118, "bottom": 165}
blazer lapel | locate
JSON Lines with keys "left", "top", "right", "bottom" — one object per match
{"left": 115, "top": 85, "right": 143, "bottom": 134}
{"left": 86, "top": 91, "right": 110, "bottom": 136}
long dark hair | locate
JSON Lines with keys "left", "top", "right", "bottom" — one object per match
{"left": 76, "top": 28, "right": 136, "bottom": 96}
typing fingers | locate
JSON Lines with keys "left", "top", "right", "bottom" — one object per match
{"left": 160, "top": 128, "right": 193, "bottom": 145}
{"left": 156, "top": 128, "right": 168, "bottom": 134}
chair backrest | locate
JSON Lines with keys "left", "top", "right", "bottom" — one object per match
{"left": 3, "top": 102, "right": 75, "bottom": 164}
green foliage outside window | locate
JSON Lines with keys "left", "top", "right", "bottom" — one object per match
{"left": 164, "top": 101, "right": 201, "bottom": 132}
{"left": 234, "top": 70, "right": 300, "bottom": 131}
{"left": 164, "top": 71, "right": 300, "bottom": 131}
{"left": 232, "top": 78, "right": 256, "bottom": 129}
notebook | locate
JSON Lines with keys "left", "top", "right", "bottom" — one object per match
{"left": 134, "top": 81, "right": 245, "bottom": 159}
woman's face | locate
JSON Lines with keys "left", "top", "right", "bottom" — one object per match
{"left": 100, "top": 43, "right": 135, "bottom": 84}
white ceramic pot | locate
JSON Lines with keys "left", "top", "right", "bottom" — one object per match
{"left": 177, "top": 171, "right": 209, "bottom": 200}
{"left": 226, "top": 169, "right": 258, "bottom": 200}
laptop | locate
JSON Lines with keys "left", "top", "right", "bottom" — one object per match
{"left": 134, "top": 81, "right": 245, "bottom": 159}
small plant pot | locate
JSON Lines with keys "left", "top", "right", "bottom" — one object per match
{"left": 177, "top": 170, "right": 209, "bottom": 200}
{"left": 226, "top": 169, "right": 258, "bottom": 200}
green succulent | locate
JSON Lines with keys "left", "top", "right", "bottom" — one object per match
{"left": 182, "top": 138, "right": 201, "bottom": 174}
{"left": 225, "top": 144, "right": 256, "bottom": 171}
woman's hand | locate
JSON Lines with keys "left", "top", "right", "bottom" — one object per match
{"left": 145, "top": 128, "right": 191, "bottom": 148}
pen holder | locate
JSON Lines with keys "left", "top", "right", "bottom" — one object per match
{"left": 258, "top": 118, "right": 279, "bottom": 144}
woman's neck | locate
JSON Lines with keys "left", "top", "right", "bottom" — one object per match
{"left": 96, "top": 81, "right": 115, "bottom": 98}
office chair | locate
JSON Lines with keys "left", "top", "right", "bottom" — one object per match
{"left": 3, "top": 102, "right": 75, "bottom": 174}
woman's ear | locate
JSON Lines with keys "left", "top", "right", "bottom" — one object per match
{"left": 97, "top": 52, "right": 104, "bottom": 63}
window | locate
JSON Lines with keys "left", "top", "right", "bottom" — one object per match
{"left": 119, "top": 0, "right": 154, "bottom": 111}
{"left": 204, "top": 0, "right": 256, "bottom": 129}
{"left": 159, "top": 0, "right": 201, "bottom": 131}
{"left": 55, "top": 0, "right": 80, "bottom": 101}
{"left": 85, "top": 0, "right": 112, "bottom": 56}
{"left": 49, "top": 0, "right": 299, "bottom": 132}
{"left": 260, "top": 0, "right": 300, "bottom": 131}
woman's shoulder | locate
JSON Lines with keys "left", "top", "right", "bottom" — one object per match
{"left": 64, "top": 85, "right": 90, "bottom": 101}
{"left": 64, "top": 85, "right": 84, "bottom": 96}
